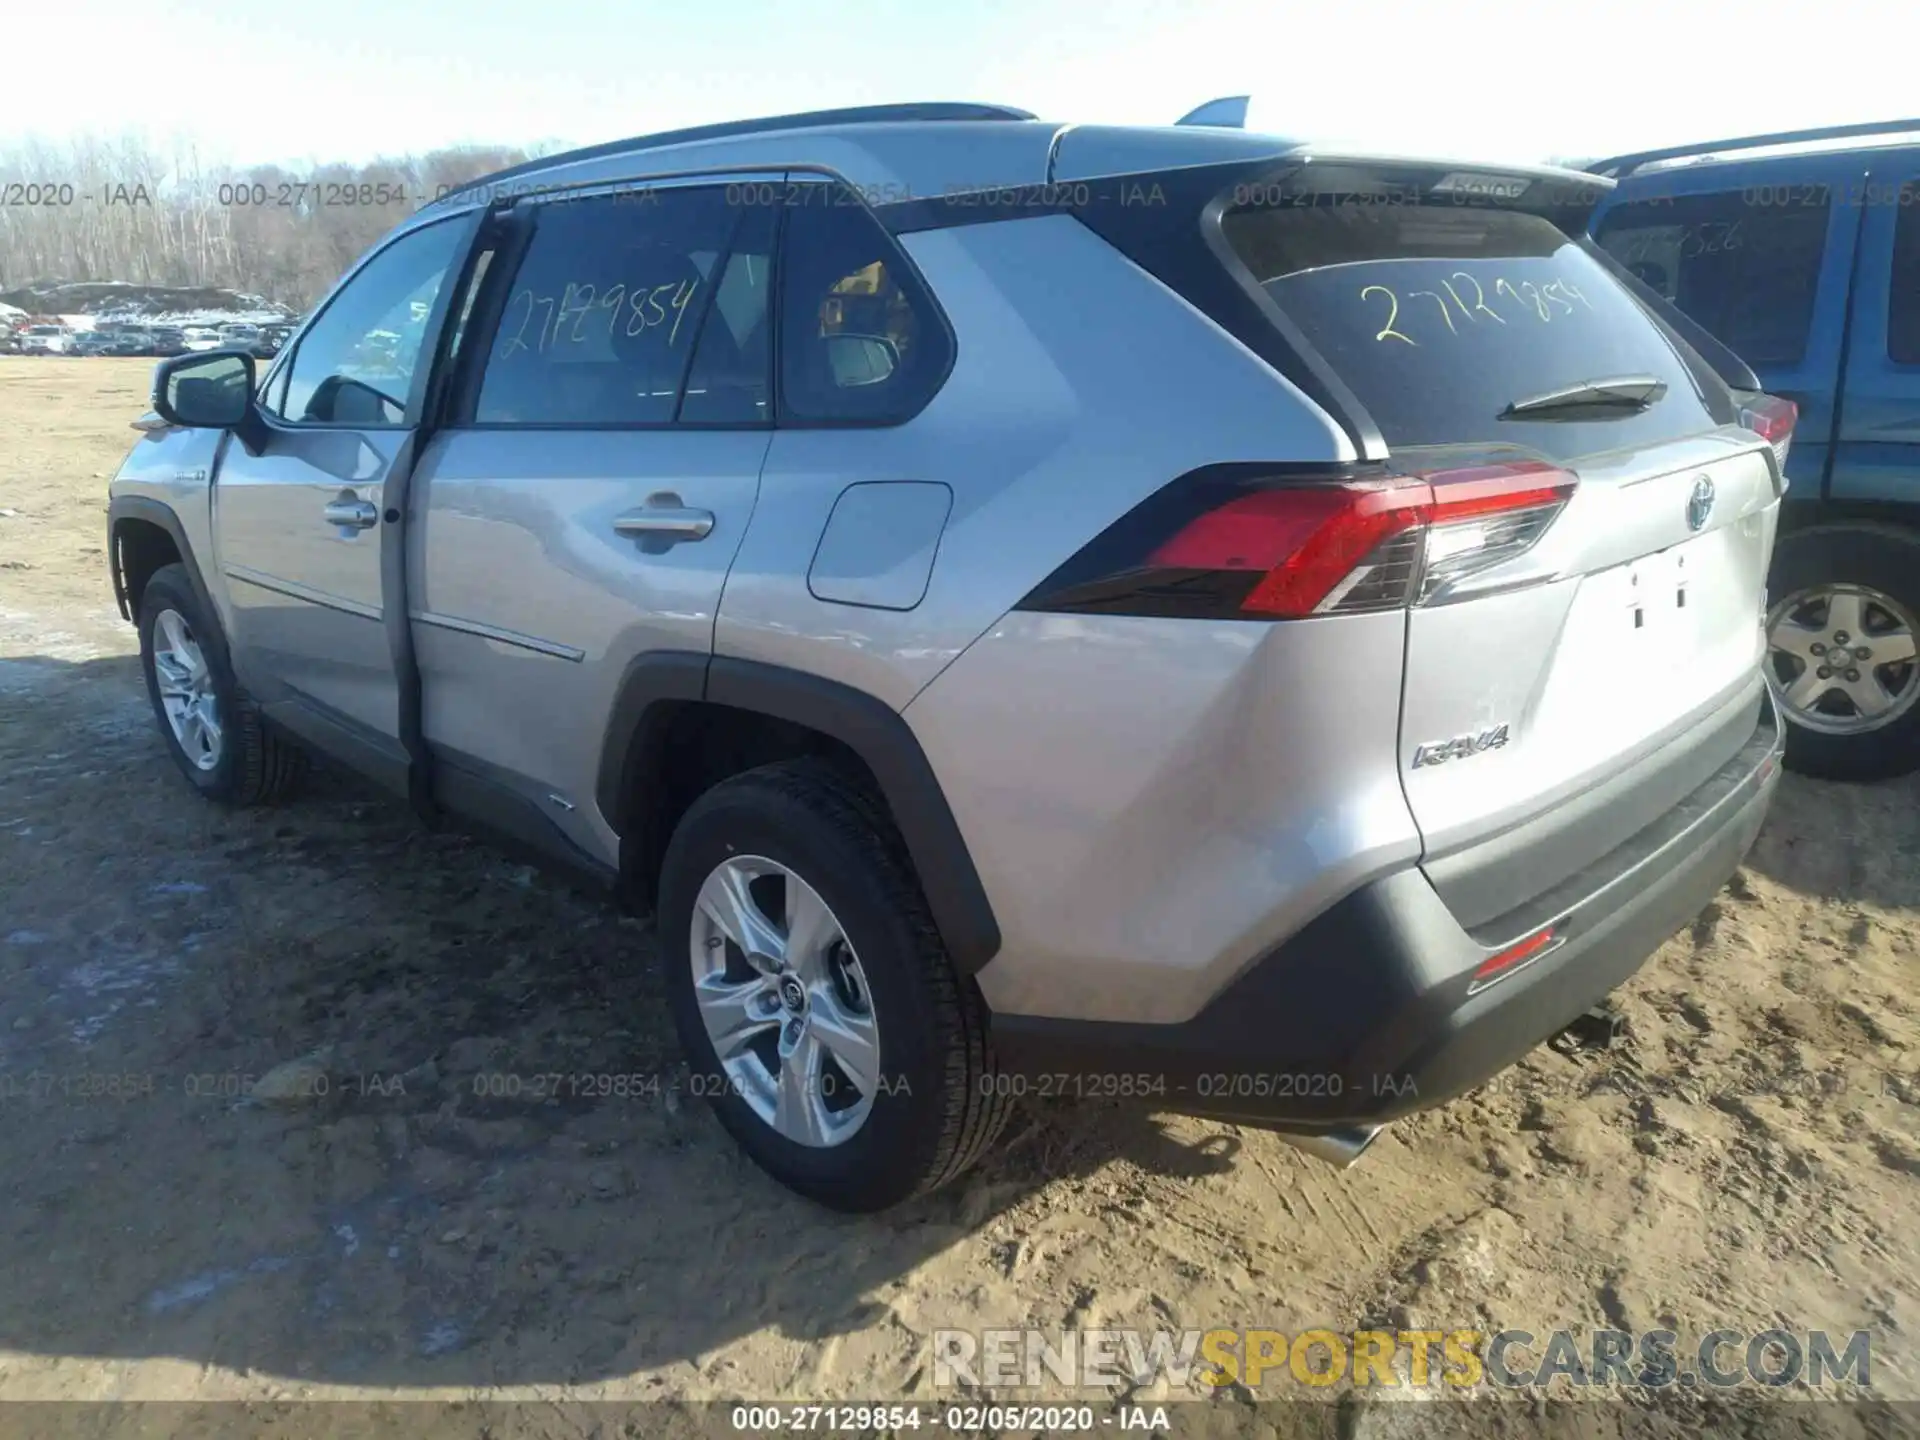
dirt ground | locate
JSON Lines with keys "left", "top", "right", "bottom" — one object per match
{"left": 0, "top": 356, "right": 1916, "bottom": 1428}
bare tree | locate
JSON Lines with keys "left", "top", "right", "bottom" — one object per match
{"left": 0, "top": 135, "right": 533, "bottom": 312}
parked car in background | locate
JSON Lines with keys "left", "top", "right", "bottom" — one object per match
{"left": 1590, "top": 119, "right": 1920, "bottom": 780}
{"left": 107, "top": 102, "right": 1784, "bottom": 1211}
{"left": 145, "top": 328, "right": 189, "bottom": 357}
{"left": 224, "top": 326, "right": 280, "bottom": 359}
{"left": 180, "top": 327, "right": 224, "bottom": 352}
{"left": 0, "top": 329, "right": 20, "bottom": 355}
{"left": 21, "top": 324, "right": 74, "bottom": 355}
{"left": 72, "top": 331, "right": 120, "bottom": 357}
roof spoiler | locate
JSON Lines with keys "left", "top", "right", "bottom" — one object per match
{"left": 1175, "top": 96, "right": 1250, "bottom": 129}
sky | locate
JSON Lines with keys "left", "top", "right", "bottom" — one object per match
{"left": 0, "top": 0, "right": 1911, "bottom": 170}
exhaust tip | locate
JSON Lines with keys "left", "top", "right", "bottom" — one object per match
{"left": 1277, "top": 1125, "right": 1383, "bottom": 1169}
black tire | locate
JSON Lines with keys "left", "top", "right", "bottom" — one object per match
{"left": 1768, "top": 523, "right": 1920, "bottom": 782}
{"left": 137, "top": 563, "right": 306, "bottom": 805}
{"left": 657, "top": 760, "right": 1011, "bottom": 1212}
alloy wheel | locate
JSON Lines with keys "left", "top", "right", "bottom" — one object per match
{"left": 1766, "top": 584, "right": 1920, "bottom": 736}
{"left": 688, "top": 855, "right": 880, "bottom": 1147}
{"left": 151, "top": 608, "right": 224, "bottom": 770}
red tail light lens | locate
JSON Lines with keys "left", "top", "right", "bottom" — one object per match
{"left": 1739, "top": 394, "right": 1796, "bottom": 475}
{"left": 1019, "top": 461, "right": 1574, "bottom": 622}
{"left": 1467, "top": 925, "right": 1559, "bottom": 995}
{"left": 1149, "top": 481, "right": 1432, "bottom": 619}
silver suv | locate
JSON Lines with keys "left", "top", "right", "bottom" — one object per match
{"left": 107, "top": 103, "right": 1787, "bottom": 1211}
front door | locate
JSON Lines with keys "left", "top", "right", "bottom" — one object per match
{"left": 211, "top": 213, "right": 477, "bottom": 789}
{"left": 408, "top": 178, "right": 781, "bottom": 866}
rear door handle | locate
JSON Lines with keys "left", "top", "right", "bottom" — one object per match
{"left": 323, "top": 499, "right": 379, "bottom": 530}
{"left": 612, "top": 502, "right": 714, "bottom": 543}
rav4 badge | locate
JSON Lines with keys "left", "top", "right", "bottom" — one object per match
{"left": 1412, "top": 723, "right": 1511, "bottom": 769}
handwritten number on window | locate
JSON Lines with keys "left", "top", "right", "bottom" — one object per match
{"left": 1363, "top": 270, "right": 1600, "bottom": 343}
{"left": 1362, "top": 284, "right": 1416, "bottom": 345}
{"left": 1408, "top": 290, "right": 1457, "bottom": 334}
{"left": 1451, "top": 272, "right": 1505, "bottom": 324}
{"left": 558, "top": 282, "right": 596, "bottom": 345}
{"left": 498, "top": 276, "right": 701, "bottom": 359}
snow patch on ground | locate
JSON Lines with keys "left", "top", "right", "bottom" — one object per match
{"left": 63, "top": 946, "right": 185, "bottom": 1045}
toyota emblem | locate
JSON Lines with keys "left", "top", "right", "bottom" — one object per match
{"left": 1686, "top": 475, "right": 1715, "bottom": 532}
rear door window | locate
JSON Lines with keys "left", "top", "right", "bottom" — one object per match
{"left": 678, "top": 201, "right": 776, "bottom": 423}
{"left": 1222, "top": 200, "right": 1730, "bottom": 460}
{"left": 1593, "top": 189, "right": 1830, "bottom": 367}
{"left": 472, "top": 186, "right": 748, "bottom": 426}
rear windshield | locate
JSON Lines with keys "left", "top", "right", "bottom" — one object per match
{"left": 1220, "top": 201, "right": 1733, "bottom": 460}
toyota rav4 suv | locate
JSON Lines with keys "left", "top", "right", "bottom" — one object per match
{"left": 108, "top": 103, "right": 1785, "bottom": 1211}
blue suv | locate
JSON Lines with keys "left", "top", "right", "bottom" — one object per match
{"left": 1590, "top": 119, "right": 1920, "bottom": 780}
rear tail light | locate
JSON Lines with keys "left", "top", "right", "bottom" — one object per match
{"left": 1018, "top": 460, "right": 1575, "bottom": 622}
{"left": 1739, "top": 394, "right": 1797, "bottom": 476}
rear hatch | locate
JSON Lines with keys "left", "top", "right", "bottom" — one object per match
{"left": 1208, "top": 163, "right": 1781, "bottom": 924}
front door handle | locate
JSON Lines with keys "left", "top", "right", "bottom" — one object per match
{"left": 323, "top": 499, "right": 379, "bottom": 530}
{"left": 612, "top": 499, "right": 715, "bottom": 544}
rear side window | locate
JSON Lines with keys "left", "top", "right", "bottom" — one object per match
{"left": 778, "top": 187, "right": 951, "bottom": 424}
{"left": 1890, "top": 183, "right": 1920, "bottom": 365}
{"left": 474, "top": 187, "right": 752, "bottom": 425}
{"left": 1222, "top": 201, "right": 1729, "bottom": 460}
{"left": 1593, "top": 189, "right": 1830, "bottom": 367}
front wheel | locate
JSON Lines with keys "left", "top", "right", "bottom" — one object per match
{"left": 657, "top": 760, "right": 1011, "bottom": 1212}
{"left": 1766, "top": 524, "right": 1920, "bottom": 782}
{"left": 137, "top": 563, "right": 305, "bottom": 805}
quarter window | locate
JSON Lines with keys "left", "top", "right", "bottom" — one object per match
{"left": 1594, "top": 188, "right": 1830, "bottom": 368}
{"left": 472, "top": 187, "right": 751, "bottom": 425}
{"left": 272, "top": 216, "right": 470, "bottom": 426}
{"left": 778, "top": 186, "right": 951, "bottom": 424}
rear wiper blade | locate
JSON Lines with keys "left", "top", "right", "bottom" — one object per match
{"left": 1500, "top": 374, "right": 1668, "bottom": 420}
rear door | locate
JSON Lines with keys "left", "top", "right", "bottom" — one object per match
{"left": 1591, "top": 154, "right": 1860, "bottom": 497}
{"left": 1217, "top": 182, "right": 1779, "bottom": 881}
{"left": 407, "top": 176, "right": 779, "bottom": 864}
{"left": 1830, "top": 157, "right": 1920, "bottom": 504}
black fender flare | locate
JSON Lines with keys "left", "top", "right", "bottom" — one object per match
{"left": 107, "top": 495, "right": 220, "bottom": 643}
{"left": 596, "top": 652, "right": 1003, "bottom": 975}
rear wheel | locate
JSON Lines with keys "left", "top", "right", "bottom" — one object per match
{"left": 1766, "top": 524, "right": 1920, "bottom": 781}
{"left": 137, "top": 563, "right": 306, "bottom": 805}
{"left": 657, "top": 760, "right": 1010, "bottom": 1212}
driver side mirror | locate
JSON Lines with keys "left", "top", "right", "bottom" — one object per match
{"left": 151, "top": 349, "right": 269, "bottom": 453}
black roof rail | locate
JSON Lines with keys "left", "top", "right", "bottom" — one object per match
{"left": 436, "top": 102, "right": 1037, "bottom": 203}
{"left": 1587, "top": 117, "right": 1920, "bottom": 178}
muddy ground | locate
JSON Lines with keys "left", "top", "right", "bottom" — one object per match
{"left": 0, "top": 356, "right": 1915, "bottom": 1430}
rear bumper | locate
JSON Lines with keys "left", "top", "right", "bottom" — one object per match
{"left": 990, "top": 690, "right": 1784, "bottom": 1130}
